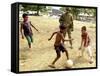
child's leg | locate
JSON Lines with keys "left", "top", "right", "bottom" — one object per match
{"left": 64, "top": 50, "right": 69, "bottom": 60}
{"left": 30, "top": 35, "right": 33, "bottom": 43}
{"left": 86, "top": 46, "right": 93, "bottom": 60}
{"left": 52, "top": 50, "right": 61, "bottom": 65}
{"left": 80, "top": 46, "right": 85, "bottom": 57}
{"left": 49, "top": 49, "right": 61, "bottom": 68}
{"left": 60, "top": 44, "right": 69, "bottom": 59}
{"left": 25, "top": 35, "right": 31, "bottom": 48}
{"left": 49, "top": 46, "right": 61, "bottom": 68}
{"left": 86, "top": 46, "right": 93, "bottom": 64}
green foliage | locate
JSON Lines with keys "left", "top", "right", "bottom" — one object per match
{"left": 59, "top": 7, "right": 96, "bottom": 19}
{"left": 19, "top": 4, "right": 96, "bottom": 17}
{"left": 19, "top": 4, "right": 52, "bottom": 15}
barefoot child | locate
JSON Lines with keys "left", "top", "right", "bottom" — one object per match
{"left": 48, "top": 25, "right": 73, "bottom": 68}
{"left": 20, "top": 13, "right": 39, "bottom": 48}
{"left": 79, "top": 26, "right": 93, "bottom": 64}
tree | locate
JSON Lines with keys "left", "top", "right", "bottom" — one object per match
{"left": 71, "top": 8, "right": 80, "bottom": 19}
{"left": 20, "top": 4, "right": 48, "bottom": 15}
{"left": 59, "top": 7, "right": 65, "bottom": 12}
{"left": 59, "top": 7, "right": 96, "bottom": 19}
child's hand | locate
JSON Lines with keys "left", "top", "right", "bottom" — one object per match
{"left": 36, "top": 29, "right": 39, "bottom": 32}
{"left": 37, "top": 30, "right": 40, "bottom": 33}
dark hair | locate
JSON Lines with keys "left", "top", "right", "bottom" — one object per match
{"left": 59, "top": 25, "right": 66, "bottom": 30}
{"left": 81, "top": 26, "right": 86, "bottom": 31}
{"left": 22, "top": 13, "right": 28, "bottom": 18}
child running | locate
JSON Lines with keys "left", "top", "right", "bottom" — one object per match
{"left": 79, "top": 26, "right": 93, "bottom": 64}
{"left": 48, "top": 25, "right": 73, "bottom": 68}
{"left": 20, "top": 13, "right": 39, "bottom": 49}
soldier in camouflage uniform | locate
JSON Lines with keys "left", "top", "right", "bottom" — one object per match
{"left": 59, "top": 8, "right": 74, "bottom": 49}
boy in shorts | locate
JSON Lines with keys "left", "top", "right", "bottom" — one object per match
{"left": 20, "top": 13, "right": 39, "bottom": 48}
{"left": 48, "top": 25, "right": 73, "bottom": 68}
{"left": 79, "top": 26, "right": 93, "bottom": 64}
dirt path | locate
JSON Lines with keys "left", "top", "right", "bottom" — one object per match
{"left": 19, "top": 16, "right": 96, "bottom": 71}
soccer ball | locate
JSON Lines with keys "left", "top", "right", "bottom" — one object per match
{"left": 89, "top": 58, "right": 94, "bottom": 64}
{"left": 66, "top": 59, "right": 73, "bottom": 68}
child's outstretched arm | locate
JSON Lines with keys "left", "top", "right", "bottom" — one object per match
{"left": 20, "top": 23, "right": 24, "bottom": 39}
{"left": 60, "top": 33, "right": 73, "bottom": 42}
{"left": 64, "top": 38, "right": 74, "bottom": 41}
{"left": 30, "top": 21, "right": 39, "bottom": 32}
{"left": 48, "top": 32, "right": 57, "bottom": 41}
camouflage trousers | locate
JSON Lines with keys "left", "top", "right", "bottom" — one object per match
{"left": 63, "top": 28, "right": 71, "bottom": 38}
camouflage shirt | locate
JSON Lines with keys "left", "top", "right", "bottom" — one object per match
{"left": 59, "top": 12, "right": 73, "bottom": 29}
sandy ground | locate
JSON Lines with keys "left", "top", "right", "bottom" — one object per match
{"left": 19, "top": 16, "right": 96, "bottom": 72}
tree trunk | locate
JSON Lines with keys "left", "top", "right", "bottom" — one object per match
{"left": 36, "top": 6, "right": 40, "bottom": 16}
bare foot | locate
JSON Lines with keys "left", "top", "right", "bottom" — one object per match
{"left": 29, "top": 48, "right": 32, "bottom": 51}
{"left": 48, "top": 64, "right": 55, "bottom": 68}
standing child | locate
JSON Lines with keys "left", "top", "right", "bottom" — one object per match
{"left": 79, "top": 26, "right": 93, "bottom": 64}
{"left": 48, "top": 25, "right": 73, "bottom": 68}
{"left": 20, "top": 13, "right": 39, "bottom": 48}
